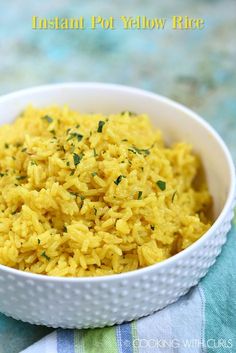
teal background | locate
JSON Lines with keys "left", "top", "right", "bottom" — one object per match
{"left": 0, "top": 1, "right": 235, "bottom": 352}
{"left": 0, "top": 0, "right": 235, "bottom": 160}
{"left": 201, "top": 219, "right": 236, "bottom": 353}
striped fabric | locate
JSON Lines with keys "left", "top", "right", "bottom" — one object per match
{"left": 21, "top": 285, "right": 205, "bottom": 353}
{"left": 12, "top": 221, "right": 236, "bottom": 353}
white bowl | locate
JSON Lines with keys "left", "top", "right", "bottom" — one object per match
{"left": 0, "top": 83, "right": 235, "bottom": 328}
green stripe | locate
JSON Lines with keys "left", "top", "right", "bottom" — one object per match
{"left": 131, "top": 321, "right": 139, "bottom": 353}
{"left": 83, "top": 326, "right": 118, "bottom": 353}
{"left": 74, "top": 330, "right": 84, "bottom": 353}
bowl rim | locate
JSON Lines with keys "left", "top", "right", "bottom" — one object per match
{"left": 0, "top": 82, "right": 235, "bottom": 282}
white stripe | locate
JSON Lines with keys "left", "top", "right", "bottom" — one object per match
{"left": 136, "top": 306, "right": 174, "bottom": 353}
{"left": 198, "top": 284, "right": 206, "bottom": 353}
{"left": 20, "top": 331, "right": 57, "bottom": 353}
{"left": 136, "top": 286, "right": 205, "bottom": 353}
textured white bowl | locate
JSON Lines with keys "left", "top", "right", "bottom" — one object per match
{"left": 0, "top": 83, "right": 235, "bottom": 328}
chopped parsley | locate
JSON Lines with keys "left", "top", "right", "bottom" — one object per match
{"left": 61, "top": 145, "right": 66, "bottom": 153}
{"left": 42, "top": 115, "right": 53, "bottom": 124}
{"left": 21, "top": 147, "right": 27, "bottom": 152}
{"left": 128, "top": 146, "right": 150, "bottom": 156}
{"left": 0, "top": 173, "right": 5, "bottom": 177}
{"left": 150, "top": 225, "right": 155, "bottom": 231}
{"left": 41, "top": 251, "right": 50, "bottom": 261}
{"left": 172, "top": 191, "right": 177, "bottom": 202}
{"left": 70, "top": 144, "right": 75, "bottom": 153}
{"left": 114, "top": 175, "right": 126, "bottom": 185}
{"left": 97, "top": 120, "right": 105, "bottom": 133}
{"left": 37, "top": 239, "right": 41, "bottom": 244}
{"left": 91, "top": 172, "right": 97, "bottom": 177}
{"left": 66, "top": 161, "right": 70, "bottom": 166}
{"left": 16, "top": 176, "right": 27, "bottom": 181}
{"left": 73, "top": 153, "right": 83, "bottom": 167}
{"left": 67, "top": 132, "right": 83, "bottom": 142}
{"left": 4, "top": 143, "right": 9, "bottom": 149}
{"left": 138, "top": 191, "right": 143, "bottom": 200}
{"left": 121, "top": 111, "right": 137, "bottom": 116}
{"left": 63, "top": 226, "right": 68, "bottom": 233}
{"left": 93, "top": 207, "right": 97, "bottom": 215}
{"left": 30, "top": 160, "right": 38, "bottom": 166}
{"left": 93, "top": 148, "right": 98, "bottom": 157}
{"left": 156, "top": 180, "right": 166, "bottom": 191}
{"left": 69, "top": 191, "right": 78, "bottom": 197}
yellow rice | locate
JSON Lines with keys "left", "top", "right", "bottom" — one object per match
{"left": 0, "top": 106, "right": 212, "bottom": 277}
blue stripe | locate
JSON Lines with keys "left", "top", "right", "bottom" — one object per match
{"left": 117, "top": 323, "right": 133, "bottom": 353}
{"left": 57, "top": 329, "right": 75, "bottom": 353}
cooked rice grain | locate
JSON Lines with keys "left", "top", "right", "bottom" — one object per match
{"left": 0, "top": 106, "right": 212, "bottom": 276}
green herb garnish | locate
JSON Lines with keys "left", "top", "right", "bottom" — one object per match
{"left": 42, "top": 115, "right": 53, "bottom": 124}
{"left": 156, "top": 180, "right": 166, "bottom": 191}
{"left": 21, "top": 148, "right": 27, "bottom": 152}
{"left": 69, "top": 191, "right": 78, "bottom": 197}
{"left": 138, "top": 191, "right": 142, "bottom": 200}
{"left": 63, "top": 226, "right": 68, "bottom": 233}
{"left": 41, "top": 251, "right": 50, "bottom": 261}
{"left": 121, "top": 111, "right": 137, "bottom": 116}
{"left": 4, "top": 143, "right": 9, "bottom": 149}
{"left": 16, "top": 176, "right": 27, "bottom": 181}
{"left": 172, "top": 191, "right": 177, "bottom": 202}
{"left": 150, "top": 225, "right": 155, "bottom": 231}
{"left": 73, "top": 153, "right": 83, "bottom": 167}
{"left": 134, "top": 147, "right": 150, "bottom": 156}
{"left": 91, "top": 172, "right": 97, "bottom": 177}
{"left": 128, "top": 146, "right": 150, "bottom": 156}
{"left": 31, "top": 160, "right": 38, "bottom": 166}
{"left": 37, "top": 239, "right": 41, "bottom": 244}
{"left": 97, "top": 121, "right": 105, "bottom": 133}
{"left": 67, "top": 132, "right": 83, "bottom": 142}
{"left": 114, "top": 175, "right": 126, "bottom": 185}
{"left": 93, "top": 148, "right": 98, "bottom": 157}
{"left": 94, "top": 207, "right": 97, "bottom": 215}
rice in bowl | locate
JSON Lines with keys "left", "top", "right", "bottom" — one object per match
{"left": 0, "top": 106, "right": 212, "bottom": 277}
